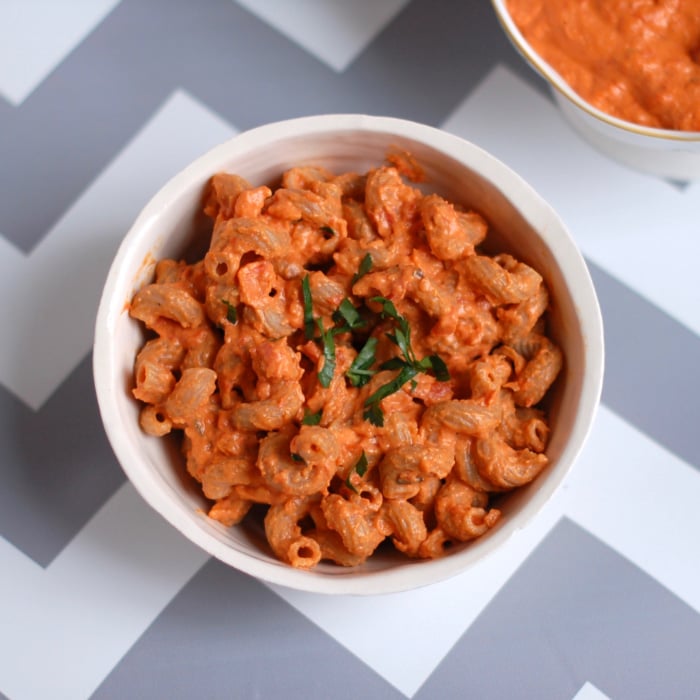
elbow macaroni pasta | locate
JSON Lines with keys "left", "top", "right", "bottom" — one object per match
{"left": 129, "top": 154, "right": 564, "bottom": 569}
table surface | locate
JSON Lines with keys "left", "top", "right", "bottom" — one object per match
{"left": 1, "top": 2, "right": 699, "bottom": 699}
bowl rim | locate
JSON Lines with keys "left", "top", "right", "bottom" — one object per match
{"left": 490, "top": 0, "right": 700, "bottom": 142}
{"left": 93, "top": 113, "right": 604, "bottom": 595}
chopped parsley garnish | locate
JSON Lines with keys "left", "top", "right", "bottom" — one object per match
{"left": 351, "top": 253, "right": 373, "bottom": 286}
{"left": 301, "top": 268, "right": 449, "bottom": 425}
{"left": 302, "top": 275, "right": 315, "bottom": 340}
{"left": 346, "top": 336, "right": 378, "bottom": 387}
{"left": 222, "top": 299, "right": 238, "bottom": 324}
{"left": 422, "top": 353, "right": 451, "bottom": 382}
{"left": 316, "top": 319, "right": 336, "bottom": 388}
{"left": 332, "top": 298, "right": 365, "bottom": 332}
{"left": 372, "top": 295, "right": 416, "bottom": 363}
{"left": 302, "top": 276, "right": 338, "bottom": 388}
{"left": 372, "top": 295, "right": 451, "bottom": 380}
{"left": 363, "top": 363, "right": 419, "bottom": 426}
{"left": 359, "top": 295, "right": 451, "bottom": 425}
{"left": 345, "top": 451, "right": 369, "bottom": 493}
{"left": 364, "top": 402, "right": 384, "bottom": 428}
{"left": 301, "top": 409, "right": 323, "bottom": 426}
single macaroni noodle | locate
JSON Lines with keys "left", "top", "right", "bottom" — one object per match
{"left": 129, "top": 154, "right": 563, "bottom": 569}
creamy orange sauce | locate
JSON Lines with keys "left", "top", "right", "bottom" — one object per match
{"left": 507, "top": 0, "right": 700, "bottom": 131}
{"left": 129, "top": 155, "right": 563, "bottom": 569}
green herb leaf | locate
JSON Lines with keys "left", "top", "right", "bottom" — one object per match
{"left": 370, "top": 295, "right": 401, "bottom": 321}
{"left": 320, "top": 225, "right": 336, "bottom": 238}
{"left": 360, "top": 296, "right": 450, "bottom": 425}
{"left": 345, "top": 451, "right": 369, "bottom": 493}
{"left": 364, "top": 402, "right": 384, "bottom": 427}
{"left": 378, "top": 356, "right": 407, "bottom": 371}
{"left": 291, "top": 452, "right": 305, "bottom": 463}
{"left": 366, "top": 364, "right": 419, "bottom": 405}
{"left": 355, "top": 452, "right": 369, "bottom": 478}
{"left": 347, "top": 336, "right": 378, "bottom": 387}
{"left": 222, "top": 299, "right": 238, "bottom": 324}
{"left": 316, "top": 319, "right": 336, "bottom": 388}
{"left": 426, "top": 354, "right": 451, "bottom": 382}
{"left": 387, "top": 325, "right": 414, "bottom": 364}
{"left": 371, "top": 295, "right": 451, "bottom": 383}
{"left": 363, "top": 364, "right": 419, "bottom": 425}
{"left": 301, "top": 275, "right": 315, "bottom": 340}
{"left": 332, "top": 298, "right": 365, "bottom": 332}
{"left": 351, "top": 253, "right": 373, "bottom": 286}
{"left": 301, "top": 409, "right": 322, "bottom": 426}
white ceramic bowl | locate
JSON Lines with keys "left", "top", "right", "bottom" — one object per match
{"left": 491, "top": 0, "right": 700, "bottom": 180}
{"left": 93, "top": 114, "right": 604, "bottom": 595}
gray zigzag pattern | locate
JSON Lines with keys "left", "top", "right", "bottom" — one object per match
{"left": 0, "top": 0, "right": 531, "bottom": 252}
{"left": 590, "top": 263, "right": 700, "bottom": 469}
{"left": 94, "top": 557, "right": 407, "bottom": 699}
{"left": 0, "top": 0, "right": 538, "bottom": 566}
{"left": 1, "top": 257, "right": 696, "bottom": 568}
{"left": 94, "top": 518, "right": 700, "bottom": 698}
{"left": 0, "top": 354, "right": 125, "bottom": 567}
{"left": 2, "top": 1, "right": 699, "bottom": 696}
{"left": 415, "top": 518, "right": 700, "bottom": 700}
{"left": 0, "top": 0, "right": 698, "bottom": 570}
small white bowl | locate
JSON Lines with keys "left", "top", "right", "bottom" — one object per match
{"left": 491, "top": 0, "right": 700, "bottom": 180}
{"left": 93, "top": 114, "right": 604, "bottom": 595}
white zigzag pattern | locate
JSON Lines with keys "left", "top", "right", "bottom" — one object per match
{"left": 3, "top": 405, "right": 699, "bottom": 698}
{"left": 271, "top": 406, "right": 700, "bottom": 697}
{"left": 0, "top": 0, "right": 122, "bottom": 105}
{"left": 233, "top": 0, "right": 410, "bottom": 72}
{"left": 573, "top": 682, "right": 612, "bottom": 700}
{"left": 0, "top": 482, "right": 209, "bottom": 699}
{"left": 0, "top": 89, "right": 236, "bottom": 410}
{"left": 2, "top": 67, "right": 700, "bottom": 699}
{"left": 269, "top": 67, "right": 700, "bottom": 697}
{"left": 442, "top": 66, "right": 700, "bottom": 339}
{"left": 0, "top": 89, "right": 233, "bottom": 699}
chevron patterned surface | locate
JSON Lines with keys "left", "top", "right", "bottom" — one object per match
{"left": 1, "top": 2, "right": 699, "bottom": 698}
